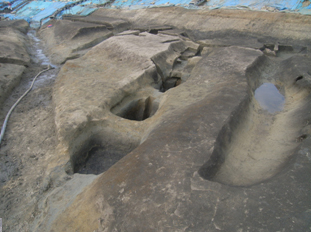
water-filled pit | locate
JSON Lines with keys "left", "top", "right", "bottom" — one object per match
{"left": 199, "top": 54, "right": 311, "bottom": 186}
{"left": 254, "top": 83, "right": 285, "bottom": 113}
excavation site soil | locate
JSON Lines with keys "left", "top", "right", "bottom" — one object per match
{"left": 0, "top": 7, "right": 311, "bottom": 232}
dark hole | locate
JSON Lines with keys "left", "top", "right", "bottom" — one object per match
{"left": 297, "top": 134, "right": 308, "bottom": 142}
{"left": 161, "top": 77, "right": 181, "bottom": 92}
{"left": 295, "top": 76, "right": 303, "bottom": 82}
{"left": 180, "top": 32, "right": 189, "bottom": 38}
{"left": 149, "top": 29, "right": 158, "bottom": 35}
{"left": 76, "top": 146, "right": 129, "bottom": 175}
{"left": 261, "top": 44, "right": 274, "bottom": 51}
{"left": 278, "top": 45, "right": 294, "bottom": 52}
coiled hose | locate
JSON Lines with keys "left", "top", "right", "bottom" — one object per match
{"left": 0, "top": 65, "right": 54, "bottom": 145}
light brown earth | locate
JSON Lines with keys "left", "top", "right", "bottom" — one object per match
{"left": 0, "top": 7, "right": 311, "bottom": 232}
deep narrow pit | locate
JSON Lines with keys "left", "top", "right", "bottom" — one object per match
{"left": 161, "top": 77, "right": 182, "bottom": 92}
{"left": 111, "top": 95, "right": 159, "bottom": 121}
{"left": 158, "top": 57, "right": 187, "bottom": 92}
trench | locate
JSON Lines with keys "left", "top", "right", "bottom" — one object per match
{"left": 0, "top": 28, "right": 61, "bottom": 231}
{"left": 0, "top": 30, "right": 58, "bottom": 143}
{"left": 27, "top": 30, "right": 59, "bottom": 89}
{"left": 0, "top": 29, "right": 60, "bottom": 189}
{"left": 199, "top": 53, "right": 311, "bottom": 187}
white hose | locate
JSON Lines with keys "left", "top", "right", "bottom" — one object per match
{"left": 0, "top": 65, "right": 54, "bottom": 145}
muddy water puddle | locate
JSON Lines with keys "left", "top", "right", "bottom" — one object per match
{"left": 255, "top": 83, "right": 285, "bottom": 113}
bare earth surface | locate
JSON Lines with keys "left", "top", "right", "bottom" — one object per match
{"left": 0, "top": 7, "right": 311, "bottom": 232}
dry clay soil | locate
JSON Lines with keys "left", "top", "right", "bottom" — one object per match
{"left": 0, "top": 7, "right": 311, "bottom": 232}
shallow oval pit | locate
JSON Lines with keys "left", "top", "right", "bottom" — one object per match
{"left": 76, "top": 146, "right": 130, "bottom": 175}
{"left": 69, "top": 128, "right": 140, "bottom": 175}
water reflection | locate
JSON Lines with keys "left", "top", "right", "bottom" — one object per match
{"left": 254, "top": 83, "right": 285, "bottom": 113}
